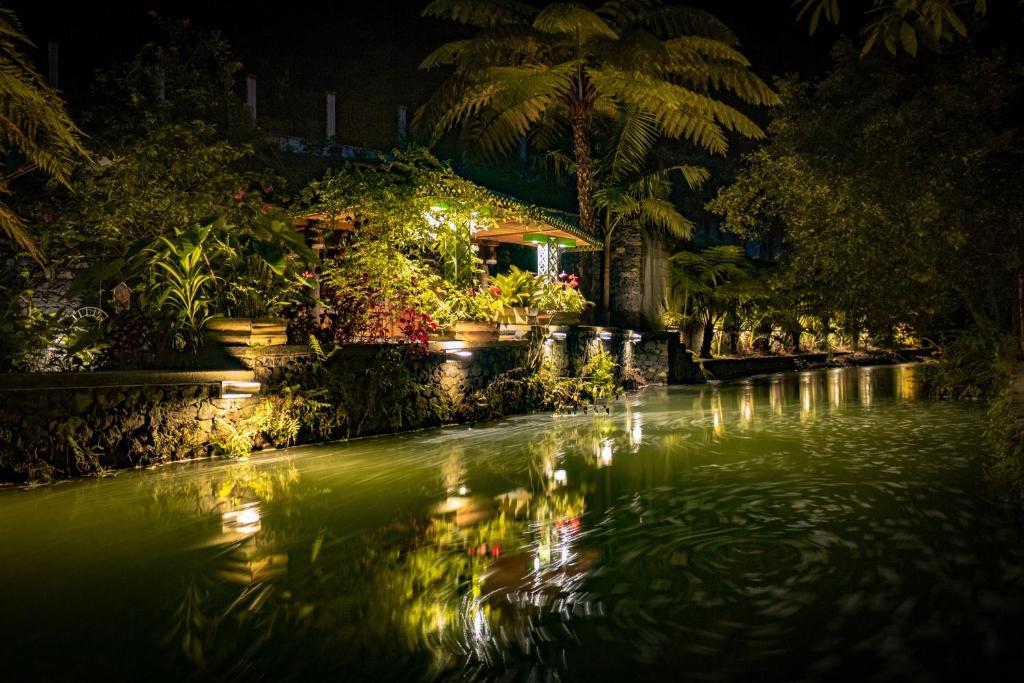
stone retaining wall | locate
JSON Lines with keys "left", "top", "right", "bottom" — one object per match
{"left": 0, "top": 327, "right": 672, "bottom": 482}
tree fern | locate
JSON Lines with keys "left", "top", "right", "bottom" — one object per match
{"left": 0, "top": 7, "right": 87, "bottom": 264}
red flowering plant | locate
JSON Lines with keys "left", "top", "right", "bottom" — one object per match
{"left": 534, "top": 273, "right": 591, "bottom": 313}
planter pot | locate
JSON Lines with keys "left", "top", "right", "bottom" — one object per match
{"left": 546, "top": 311, "right": 581, "bottom": 326}
{"left": 206, "top": 317, "right": 288, "bottom": 346}
{"left": 498, "top": 306, "right": 531, "bottom": 324}
{"left": 452, "top": 321, "right": 500, "bottom": 342}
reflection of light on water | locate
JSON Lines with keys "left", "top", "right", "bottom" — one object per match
{"left": 739, "top": 385, "right": 753, "bottom": 428}
{"left": 800, "top": 375, "right": 816, "bottom": 423}
{"left": 711, "top": 392, "right": 725, "bottom": 437}
{"left": 829, "top": 368, "right": 845, "bottom": 409}
{"left": 769, "top": 378, "right": 784, "bottom": 416}
{"left": 221, "top": 503, "right": 262, "bottom": 536}
{"left": 895, "top": 365, "right": 916, "bottom": 401}
{"left": 629, "top": 415, "right": 643, "bottom": 449}
{"left": 600, "top": 440, "right": 614, "bottom": 466}
{"left": 859, "top": 367, "right": 874, "bottom": 407}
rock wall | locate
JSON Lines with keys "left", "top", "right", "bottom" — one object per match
{"left": 0, "top": 330, "right": 672, "bottom": 483}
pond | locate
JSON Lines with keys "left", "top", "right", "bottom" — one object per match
{"left": 2, "top": 364, "right": 1023, "bottom": 681}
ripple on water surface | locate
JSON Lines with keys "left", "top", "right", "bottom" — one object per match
{"left": 1, "top": 365, "right": 1023, "bottom": 682}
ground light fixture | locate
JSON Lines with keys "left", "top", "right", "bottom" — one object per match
{"left": 220, "top": 380, "right": 261, "bottom": 399}
{"left": 446, "top": 348, "right": 473, "bottom": 361}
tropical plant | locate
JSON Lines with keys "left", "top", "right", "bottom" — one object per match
{"left": 592, "top": 106, "right": 709, "bottom": 319}
{"left": 534, "top": 272, "right": 590, "bottom": 313}
{"left": 148, "top": 227, "right": 215, "bottom": 351}
{"left": 0, "top": 7, "right": 87, "bottom": 264}
{"left": 443, "top": 285, "right": 503, "bottom": 323}
{"left": 492, "top": 265, "right": 537, "bottom": 308}
{"left": 793, "top": 0, "right": 993, "bottom": 57}
{"left": 669, "top": 245, "right": 751, "bottom": 358}
{"left": 416, "top": 0, "right": 778, "bottom": 276}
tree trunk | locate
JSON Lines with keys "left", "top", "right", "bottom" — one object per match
{"left": 700, "top": 320, "right": 715, "bottom": 358}
{"left": 729, "top": 331, "right": 739, "bottom": 355}
{"left": 569, "top": 98, "right": 596, "bottom": 237}
{"left": 602, "top": 235, "right": 612, "bottom": 325}
{"left": 568, "top": 81, "right": 598, "bottom": 319}
{"left": 790, "top": 329, "right": 801, "bottom": 353}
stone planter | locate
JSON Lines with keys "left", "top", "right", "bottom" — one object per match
{"left": 546, "top": 311, "right": 581, "bottom": 326}
{"left": 207, "top": 317, "right": 288, "bottom": 346}
{"left": 498, "top": 306, "right": 531, "bottom": 324}
{"left": 452, "top": 321, "right": 500, "bottom": 342}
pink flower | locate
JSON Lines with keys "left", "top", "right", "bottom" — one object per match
{"left": 42, "top": 212, "right": 53, "bottom": 224}
{"left": 260, "top": 204, "right": 272, "bottom": 215}
{"left": 233, "top": 189, "right": 246, "bottom": 201}
{"left": 262, "top": 183, "right": 273, "bottom": 193}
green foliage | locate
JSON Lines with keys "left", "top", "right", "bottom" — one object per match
{"left": 418, "top": 0, "right": 778, "bottom": 242}
{"left": 709, "top": 44, "right": 1024, "bottom": 348}
{"left": 441, "top": 285, "right": 503, "bottom": 323}
{"left": 793, "top": 0, "right": 989, "bottom": 57}
{"left": 492, "top": 265, "right": 536, "bottom": 307}
{"left": 540, "top": 347, "right": 621, "bottom": 412}
{"left": 150, "top": 229, "right": 215, "bottom": 351}
{"left": 669, "top": 245, "right": 753, "bottom": 356}
{"left": 533, "top": 275, "right": 590, "bottom": 314}
{"left": 0, "top": 7, "right": 87, "bottom": 264}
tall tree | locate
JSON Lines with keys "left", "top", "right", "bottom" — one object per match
{"left": 0, "top": 7, "right": 86, "bottom": 265}
{"left": 415, "top": 0, "right": 778, "bottom": 315}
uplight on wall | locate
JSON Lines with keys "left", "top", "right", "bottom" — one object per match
{"left": 446, "top": 348, "right": 473, "bottom": 361}
{"left": 220, "top": 380, "right": 261, "bottom": 399}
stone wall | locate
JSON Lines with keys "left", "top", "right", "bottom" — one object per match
{"left": 0, "top": 340, "right": 541, "bottom": 482}
{"left": 0, "top": 329, "right": 673, "bottom": 483}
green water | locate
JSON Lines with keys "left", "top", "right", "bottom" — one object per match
{"left": 2, "top": 364, "right": 1023, "bottom": 681}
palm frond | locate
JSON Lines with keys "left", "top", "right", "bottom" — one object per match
{"left": 422, "top": 0, "right": 537, "bottom": 27}
{"left": 0, "top": 197, "right": 44, "bottom": 263}
{"left": 640, "top": 5, "right": 737, "bottom": 44}
{"left": 589, "top": 67, "right": 767, "bottom": 153}
{"left": 636, "top": 196, "right": 694, "bottom": 238}
{"left": 605, "top": 104, "right": 658, "bottom": 181}
{"left": 533, "top": 3, "right": 619, "bottom": 41}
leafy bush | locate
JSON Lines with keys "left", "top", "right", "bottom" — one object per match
{"left": 534, "top": 273, "right": 590, "bottom": 313}
{"left": 492, "top": 266, "right": 536, "bottom": 308}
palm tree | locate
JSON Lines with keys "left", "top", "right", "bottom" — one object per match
{"left": 670, "top": 244, "right": 750, "bottom": 358}
{"left": 0, "top": 7, "right": 86, "bottom": 265}
{"left": 416, "top": 0, "right": 778, "bottom": 298}
{"left": 591, "top": 105, "right": 707, "bottom": 322}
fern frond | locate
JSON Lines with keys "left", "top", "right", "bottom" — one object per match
{"left": 640, "top": 5, "right": 737, "bottom": 44}
{"left": 533, "top": 3, "right": 619, "bottom": 40}
{"left": 422, "top": 0, "right": 536, "bottom": 28}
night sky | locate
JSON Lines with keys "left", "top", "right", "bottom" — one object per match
{"left": 12, "top": 2, "right": 841, "bottom": 144}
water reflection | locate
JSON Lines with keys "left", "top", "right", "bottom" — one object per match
{"left": 3, "top": 364, "right": 1021, "bottom": 683}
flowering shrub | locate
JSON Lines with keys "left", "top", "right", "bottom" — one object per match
{"left": 534, "top": 272, "right": 591, "bottom": 313}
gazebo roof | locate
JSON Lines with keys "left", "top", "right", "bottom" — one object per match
{"left": 474, "top": 191, "right": 600, "bottom": 251}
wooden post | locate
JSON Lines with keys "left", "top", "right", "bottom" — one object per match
{"left": 245, "top": 75, "right": 257, "bottom": 121}
{"left": 326, "top": 91, "right": 336, "bottom": 140}
{"left": 47, "top": 41, "right": 59, "bottom": 87}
